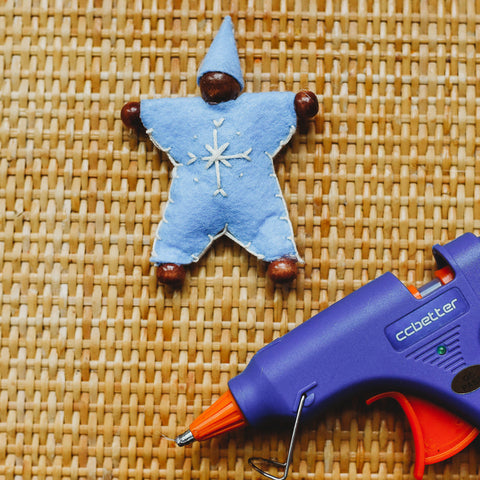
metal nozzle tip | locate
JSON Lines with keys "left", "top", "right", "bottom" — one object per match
{"left": 175, "top": 429, "right": 195, "bottom": 446}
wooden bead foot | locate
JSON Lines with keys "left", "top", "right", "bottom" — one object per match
{"left": 157, "top": 263, "right": 186, "bottom": 287}
{"left": 267, "top": 258, "right": 298, "bottom": 283}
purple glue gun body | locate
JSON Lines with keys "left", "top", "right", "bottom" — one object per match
{"left": 229, "top": 233, "right": 480, "bottom": 476}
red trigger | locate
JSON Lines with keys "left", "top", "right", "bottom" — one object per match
{"left": 367, "top": 392, "right": 479, "bottom": 479}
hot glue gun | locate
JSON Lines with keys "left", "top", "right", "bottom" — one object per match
{"left": 174, "top": 233, "right": 480, "bottom": 479}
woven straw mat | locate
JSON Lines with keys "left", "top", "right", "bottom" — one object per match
{"left": 1, "top": 1, "right": 480, "bottom": 480}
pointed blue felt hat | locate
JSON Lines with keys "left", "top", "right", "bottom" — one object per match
{"left": 197, "top": 16, "right": 244, "bottom": 90}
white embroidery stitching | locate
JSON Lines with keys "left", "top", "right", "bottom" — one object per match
{"left": 263, "top": 124, "right": 303, "bottom": 264}
{"left": 188, "top": 119, "right": 252, "bottom": 196}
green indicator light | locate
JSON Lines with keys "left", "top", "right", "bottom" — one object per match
{"left": 437, "top": 345, "right": 447, "bottom": 355}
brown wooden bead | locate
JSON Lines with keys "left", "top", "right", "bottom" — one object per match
{"left": 121, "top": 101, "right": 145, "bottom": 133}
{"left": 157, "top": 263, "right": 186, "bottom": 287}
{"left": 267, "top": 258, "right": 298, "bottom": 283}
{"left": 199, "top": 72, "right": 242, "bottom": 104}
{"left": 294, "top": 90, "right": 319, "bottom": 119}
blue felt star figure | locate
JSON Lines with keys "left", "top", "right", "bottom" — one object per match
{"left": 121, "top": 16, "right": 318, "bottom": 285}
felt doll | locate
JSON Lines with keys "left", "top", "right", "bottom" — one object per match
{"left": 122, "top": 16, "right": 318, "bottom": 287}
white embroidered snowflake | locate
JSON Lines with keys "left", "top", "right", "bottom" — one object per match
{"left": 187, "top": 118, "right": 252, "bottom": 196}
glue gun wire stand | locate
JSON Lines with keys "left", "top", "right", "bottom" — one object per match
{"left": 173, "top": 233, "right": 480, "bottom": 480}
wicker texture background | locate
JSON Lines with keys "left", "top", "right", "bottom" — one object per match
{"left": 1, "top": 0, "right": 479, "bottom": 479}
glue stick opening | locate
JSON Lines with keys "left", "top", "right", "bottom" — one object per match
{"left": 408, "top": 266, "right": 455, "bottom": 300}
